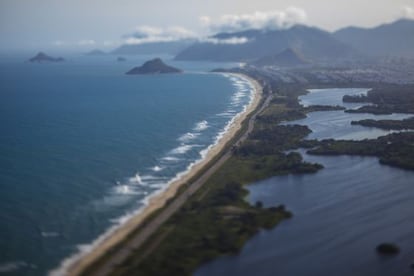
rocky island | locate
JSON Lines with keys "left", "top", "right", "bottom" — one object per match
{"left": 126, "top": 58, "right": 182, "bottom": 75}
{"left": 28, "top": 52, "right": 65, "bottom": 63}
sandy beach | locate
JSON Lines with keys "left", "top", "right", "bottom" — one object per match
{"left": 60, "top": 73, "right": 263, "bottom": 276}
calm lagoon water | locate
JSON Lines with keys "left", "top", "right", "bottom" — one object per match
{"left": 196, "top": 88, "right": 414, "bottom": 276}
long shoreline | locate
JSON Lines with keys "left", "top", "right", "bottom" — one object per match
{"left": 56, "top": 73, "right": 263, "bottom": 276}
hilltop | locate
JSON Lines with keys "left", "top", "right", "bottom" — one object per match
{"left": 28, "top": 52, "right": 65, "bottom": 63}
{"left": 126, "top": 58, "right": 182, "bottom": 74}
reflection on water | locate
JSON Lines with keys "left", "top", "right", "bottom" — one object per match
{"left": 196, "top": 88, "right": 414, "bottom": 276}
{"left": 285, "top": 88, "right": 412, "bottom": 140}
{"left": 288, "top": 110, "right": 411, "bottom": 140}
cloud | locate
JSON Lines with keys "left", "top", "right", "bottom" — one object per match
{"left": 78, "top": 39, "right": 96, "bottom": 46}
{"left": 202, "top": 37, "right": 250, "bottom": 45}
{"left": 402, "top": 6, "right": 414, "bottom": 19}
{"left": 53, "top": 40, "right": 65, "bottom": 46}
{"left": 103, "top": 40, "right": 116, "bottom": 46}
{"left": 123, "top": 25, "right": 249, "bottom": 45}
{"left": 52, "top": 39, "right": 112, "bottom": 48}
{"left": 124, "top": 26, "right": 196, "bottom": 45}
{"left": 200, "top": 7, "right": 307, "bottom": 33}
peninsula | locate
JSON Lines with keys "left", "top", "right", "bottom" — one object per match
{"left": 28, "top": 52, "right": 65, "bottom": 63}
{"left": 126, "top": 58, "right": 182, "bottom": 74}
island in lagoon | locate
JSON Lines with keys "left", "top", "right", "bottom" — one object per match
{"left": 126, "top": 58, "right": 182, "bottom": 75}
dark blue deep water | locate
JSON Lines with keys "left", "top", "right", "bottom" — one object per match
{"left": 0, "top": 55, "right": 253, "bottom": 275}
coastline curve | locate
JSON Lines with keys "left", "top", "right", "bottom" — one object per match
{"left": 49, "top": 73, "right": 263, "bottom": 276}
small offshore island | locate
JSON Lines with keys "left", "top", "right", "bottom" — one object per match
{"left": 28, "top": 52, "right": 65, "bottom": 63}
{"left": 126, "top": 58, "right": 182, "bottom": 75}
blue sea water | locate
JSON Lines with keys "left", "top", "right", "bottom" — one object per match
{"left": 0, "top": 54, "right": 252, "bottom": 275}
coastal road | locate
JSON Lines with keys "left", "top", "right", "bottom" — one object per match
{"left": 87, "top": 87, "right": 272, "bottom": 276}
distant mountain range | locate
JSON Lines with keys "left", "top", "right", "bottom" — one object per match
{"left": 253, "top": 48, "right": 310, "bottom": 67}
{"left": 173, "top": 19, "right": 414, "bottom": 64}
{"left": 175, "top": 25, "right": 356, "bottom": 62}
{"left": 333, "top": 19, "right": 414, "bottom": 58}
{"left": 112, "top": 40, "right": 194, "bottom": 55}
{"left": 110, "top": 18, "right": 414, "bottom": 65}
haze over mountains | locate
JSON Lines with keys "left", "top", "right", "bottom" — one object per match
{"left": 112, "top": 40, "right": 195, "bottom": 55}
{"left": 110, "top": 18, "right": 414, "bottom": 65}
{"left": 333, "top": 19, "right": 414, "bottom": 58}
{"left": 253, "top": 48, "right": 310, "bottom": 67}
{"left": 175, "top": 25, "right": 356, "bottom": 62}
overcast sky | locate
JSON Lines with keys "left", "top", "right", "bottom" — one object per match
{"left": 1, "top": 0, "right": 414, "bottom": 51}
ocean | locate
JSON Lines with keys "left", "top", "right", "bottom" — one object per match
{"left": 0, "top": 54, "right": 253, "bottom": 275}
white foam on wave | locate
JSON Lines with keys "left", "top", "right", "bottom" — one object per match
{"left": 178, "top": 132, "right": 199, "bottom": 142}
{"left": 229, "top": 76, "right": 237, "bottom": 81}
{"left": 51, "top": 164, "right": 201, "bottom": 275}
{"left": 194, "top": 120, "right": 209, "bottom": 131}
{"left": 201, "top": 73, "right": 256, "bottom": 160}
{"left": 141, "top": 175, "right": 168, "bottom": 181}
{"left": 128, "top": 173, "right": 143, "bottom": 185}
{"left": 50, "top": 175, "right": 181, "bottom": 276}
{"left": 113, "top": 173, "right": 170, "bottom": 196}
{"left": 113, "top": 185, "right": 142, "bottom": 195}
{"left": 151, "top": 166, "right": 163, "bottom": 172}
{"left": 148, "top": 182, "right": 167, "bottom": 188}
{"left": 161, "top": 156, "right": 181, "bottom": 162}
{"left": 217, "top": 112, "right": 234, "bottom": 117}
{"left": 0, "top": 261, "right": 36, "bottom": 273}
{"left": 199, "top": 113, "right": 239, "bottom": 160}
{"left": 170, "top": 144, "right": 201, "bottom": 155}
{"left": 50, "top": 72, "right": 257, "bottom": 276}
{"left": 233, "top": 83, "right": 246, "bottom": 89}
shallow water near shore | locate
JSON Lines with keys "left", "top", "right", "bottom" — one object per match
{"left": 196, "top": 88, "right": 414, "bottom": 276}
{"left": 0, "top": 55, "right": 251, "bottom": 275}
{"left": 284, "top": 88, "right": 412, "bottom": 140}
